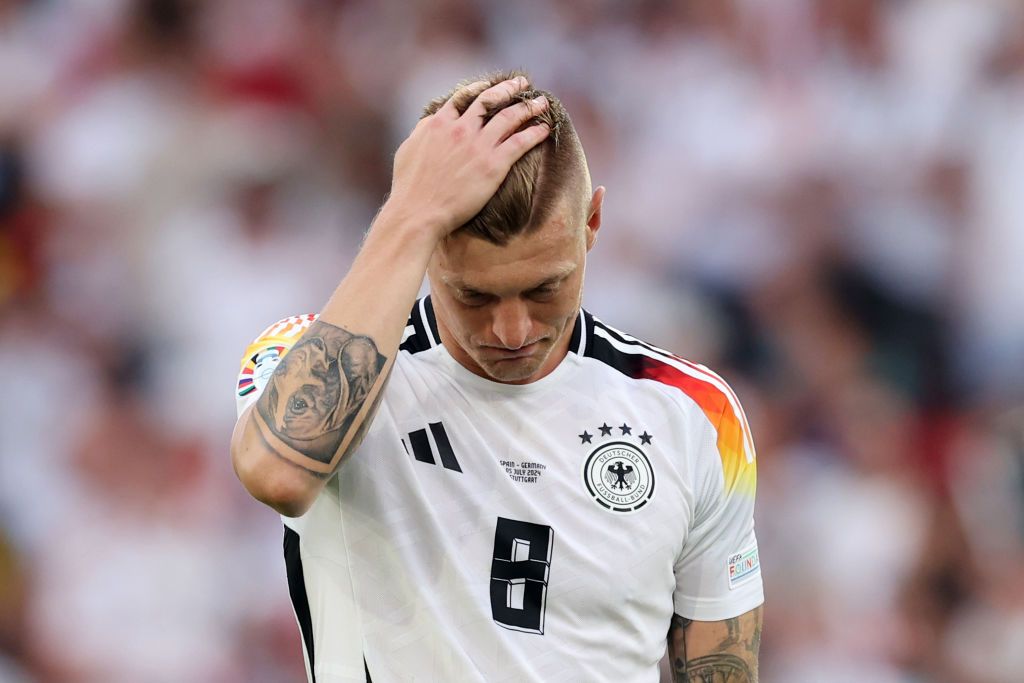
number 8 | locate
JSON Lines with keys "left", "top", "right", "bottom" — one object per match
{"left": 489, "top": 517, "right": 554, "bottom": 635}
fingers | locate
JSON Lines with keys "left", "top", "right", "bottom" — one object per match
{"left": 497, "top": 120, "right": 550, "bottom": 166}
{"left": 436, "top": 80, "right": 490, "bottom": 119}
{"left": 481, "top": 94, "right": 549, "bottom": 145}
{"left": 419, "top": 75, "right": 549, "bottom": 177}
{"left": 434, "top": 77, "right": 546, "bottom": 146}
{"left": 462, "top": 76, "right": 530, "bottom": 122}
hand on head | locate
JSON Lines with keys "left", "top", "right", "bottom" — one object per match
{"left": 386, "top": 76, "right": 551, "bottom": 240}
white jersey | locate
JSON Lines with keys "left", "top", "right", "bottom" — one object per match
{"left": 235, "top": 297, "right": 762, "bottom": 683}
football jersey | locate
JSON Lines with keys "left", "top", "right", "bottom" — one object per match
{"left": 235, "top": 297, "right": 762, "bottom": 683}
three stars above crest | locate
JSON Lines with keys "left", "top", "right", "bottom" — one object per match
{"left": 579, "top": 423, "right": 654, "bottom": 446}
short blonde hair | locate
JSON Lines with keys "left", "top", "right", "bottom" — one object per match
{"left": 422, "top": 70, "right": 589, "bottom": 245}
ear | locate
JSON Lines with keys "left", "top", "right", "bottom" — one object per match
{"left": 585, "top": 186, "right": 605, "bottom": 252}
{"left": 326, "top": 343, "right": 352, "bottom": 430}
{"left": 303, "top": 336, "right": 331, "bottom": 374}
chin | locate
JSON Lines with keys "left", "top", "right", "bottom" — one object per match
{"left": 480, "top": 356, "right": 545, "bottom": 383}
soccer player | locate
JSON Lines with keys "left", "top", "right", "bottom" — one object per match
{"left": 231, "top": 72, "right": 763, "bottom": 682}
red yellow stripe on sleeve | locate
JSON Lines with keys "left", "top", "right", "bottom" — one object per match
{"left": 641, "top": 358, "right": 757, "bottom": 498}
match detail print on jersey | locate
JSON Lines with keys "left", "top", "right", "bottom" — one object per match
{"left": 402, "top": 421, "right": 462, "bottom": 472}
{"left": 490, "top": 517, "right": 554, "bottom": 635}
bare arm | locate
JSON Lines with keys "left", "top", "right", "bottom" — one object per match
{"left": 231, "top": 76, "right": 551, "bottom": 516}
{"left": 667, "top": 606, "right": 763, "bottom": 683}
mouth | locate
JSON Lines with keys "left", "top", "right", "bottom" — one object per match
{"left": 481, "top": 340, "right": 544, "bottom": 361}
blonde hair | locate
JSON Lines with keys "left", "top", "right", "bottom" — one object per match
{"left": 422, "top": 69, "right": 589, "bottom": 245}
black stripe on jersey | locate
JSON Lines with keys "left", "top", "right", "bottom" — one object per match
{"left": 577, "top": 309, "right": 596, "bottom": 356}
{"left": 568, "top": 309, "right": 584, "bottom": 355}
{"left": 429, "top": 421, "right": 462, "bottom": 472}
{"left": 584, "top": 319, "right": 647, "bottom": 379}
{"left": 591, "top": 317, "right": 679, "bottom": 365}
{"left": 283, "top": 527, "right": 317, "bottom": 683}
{"left": 423, "top": 295, "right": 441, "bottom": 346}
{"left": 399, "top": 297, "right": 435, "bottom": 355}
{"left": 408, "top": 428, "right": 436, "bottom": 464}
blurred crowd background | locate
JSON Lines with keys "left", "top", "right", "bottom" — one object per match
{"left": 2, "top": 0, "right": 1023, "bottom": 681}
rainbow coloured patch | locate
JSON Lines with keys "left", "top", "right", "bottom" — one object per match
{"left": 236, "top": 344, "right": 287, "bottom": 398}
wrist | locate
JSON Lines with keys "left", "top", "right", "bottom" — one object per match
{"left": 374, "top": 199, "right": 452, "bottom": 245}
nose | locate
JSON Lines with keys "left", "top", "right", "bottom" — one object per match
{"left": 491, "top": 298, "right": 532, "bottom": 350}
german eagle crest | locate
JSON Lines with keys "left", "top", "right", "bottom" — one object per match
{"left": 580, "top": 423, "right": 655, "bottom": 513}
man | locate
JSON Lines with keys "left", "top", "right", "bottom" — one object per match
{"left": 231, "top": 72, "right": 763, "bottom": 682}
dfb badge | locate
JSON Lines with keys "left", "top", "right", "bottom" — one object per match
{"left": 580, "top": 422, "right": 655, "bottom": 513}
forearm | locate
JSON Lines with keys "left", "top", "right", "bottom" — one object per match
{"left": 667, "top": 606, "right": 763, "bottom": 682}
{"left": 231, "top": 76, "right": 549, "bottom": 515}
{"left": 318, "top": 205, "right": 440, "bottom": 355}
{"left": 232, "top": 208, "right": 438, "bottom": 515}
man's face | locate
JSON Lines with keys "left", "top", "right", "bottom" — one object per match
{"left": 429, "top": 190, "right": 602, "bottom": 384}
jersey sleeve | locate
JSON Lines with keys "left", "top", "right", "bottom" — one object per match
{"left": 672, "top": 392, "right": 763, "bottom": 621}
{"left": 235, "top": 314, "right": 319, "bottom": 419}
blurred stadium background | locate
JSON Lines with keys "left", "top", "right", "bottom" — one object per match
{"left": 2, "top": 0, "right": 1024, "bottom": 681}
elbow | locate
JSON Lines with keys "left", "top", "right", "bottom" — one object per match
{"left": 231, "top": 412, "right": 320, "bottom": 518}
{"left": 248, "top": 471, "right": 318, "bottom": 518}
{"left": 266, "top": 495, "right": 316, "bottom": 519}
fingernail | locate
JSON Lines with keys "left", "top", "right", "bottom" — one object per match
{"left": 533, "top": 95, "right": 547, "bottom": 105}
{"left": 517, "top": 76, "right": 529, "bottom": 86}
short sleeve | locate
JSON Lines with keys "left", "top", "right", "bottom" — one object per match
{"left": 672, "top": 396, "right": 763, "bottom": 621}
{"left": 235, "top": 314, "right": 318, "bottom": 419}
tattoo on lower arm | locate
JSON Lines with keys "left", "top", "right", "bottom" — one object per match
{"left": 254, "top": 321, "right": 387, "bottom": 473}
{"left": 669, "top": 609, "right": 762, "bottom": 683}
{"left": 720, "top": 613, "right": 743, "bottom": 650}
{"left": 673, "top": 653, "right": 754, "bottom": 682}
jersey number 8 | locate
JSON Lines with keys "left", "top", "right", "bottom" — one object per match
{"left": 489, "top": 517, "right": 554, "bottom": 635}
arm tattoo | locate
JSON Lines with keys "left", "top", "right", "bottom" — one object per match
{"left": 668, "top": 608, "right": 762, "bottom": 683}
{"left": 674, "top": 653, "right": 754, "bottom": 682}
{"left": 253, "top": 320, "right": 387, "bottom": 475}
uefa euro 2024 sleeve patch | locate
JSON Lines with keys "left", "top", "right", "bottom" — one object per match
{"left": 237, "top": 345, "right": 286, "bottom": 398}
{"left": 237, "top": 314, "right": 318, "bottom": 400}
{"left": 727, "top": 544, "right": 760, "bottom": 590}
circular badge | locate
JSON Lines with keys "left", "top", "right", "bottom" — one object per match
{"left": 238, "top": 346, "right": 285, "bottom": 398}
{"left": 583, "top": 441, "right": 655, "bottom": 513}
